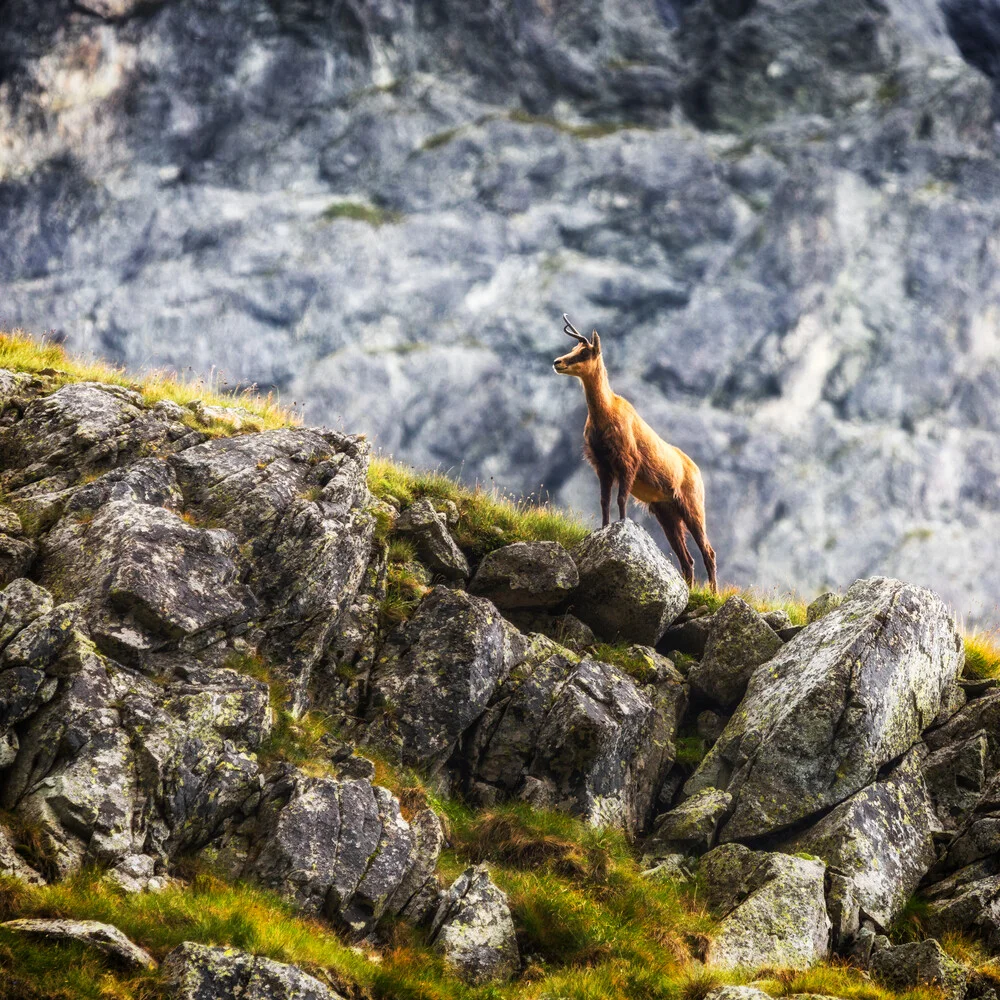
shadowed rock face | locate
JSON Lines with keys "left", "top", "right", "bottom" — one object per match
{"left": 3, "top": 1, "right": 1000, "bottom": 622}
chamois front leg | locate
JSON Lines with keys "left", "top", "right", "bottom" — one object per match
{"left": 597, "top": 467, "right": 614, "bottom": 527}
{"left": 616, "top": 463, "right": 637, "bottom": 521}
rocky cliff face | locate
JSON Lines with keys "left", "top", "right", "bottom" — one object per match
{"left": 4, "top": 1, "right": 1000, "bottom": 622}
{"left": 0, "top": 370, "right": 999, "bottom": 995}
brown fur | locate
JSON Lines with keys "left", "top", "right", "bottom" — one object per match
{"left": 554, "top": 322, "right": 717, "bottom": 591}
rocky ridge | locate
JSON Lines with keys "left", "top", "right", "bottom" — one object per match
{"left": 5, "top": 0, "right": 1000, "bottom": 622}
{"left": 0, "top": 367, "right": 999, "bottom": 996}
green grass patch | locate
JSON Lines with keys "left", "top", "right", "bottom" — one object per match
{"left": 321, "top": 201, "right": 402, "bottom": 227}
{"left": 590, "top": 643, "right": 662, "bottom": 683}
{"left": 0, "top": 330, "right": 296, "bottom": 433}
{"left": 688, "top": 585, "right": 807, "bottom": 626}
{"left": 963, "top": 631, "right": 1000, "bottom": 681}
{"left": 368, "top": 456, "right": 588, "bottom": 561}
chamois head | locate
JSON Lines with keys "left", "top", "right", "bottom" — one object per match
{"left": 553, "top": 314, "right": 602, "bottom": 378}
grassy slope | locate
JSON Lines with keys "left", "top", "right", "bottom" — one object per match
{"left": 0, "top": 330, "right": 996, "bottom": 999}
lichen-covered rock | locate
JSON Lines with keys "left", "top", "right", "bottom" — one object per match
{"left": 394, "top": 498, "right": 469, "bottom": 580}
{"left": 704, "top": 990, "right": 774, "bottom": 1000}
{"left": 503, "top": 610, "right": 597, "bottom": 652}
{"left": 645, "top": 787, "right": 732, "bottom": 858}
{"left": 163, "top": 941, "right": 344, "bottom": 1000}
{"left": 925, "top": 689, "right": 1000, "bottom": 774}
{"left": 571, "top": 520, "right": 688, "bottom": 644}
{"left": 470, "top": 541, "right": 578, "bottom": 609}
{"left": 39, "top": 500, "right": 249, "bottom": 643}
{"left": 170, "top": 429, "right": 375, "bottom": 706}
{"left": 923, "top": 734, "right": 990, "bottom": 834}
{"left": 687, "top": 577, "right": 963, "bottom": 840}
{"left": 806, "top": 592, "right": 843, "bottom": 623}
{"left": 0, "top": 578, "right": 55, "bottom": 653}
{"left": 367, "top": 586, "right": 521, "bottom": 769}
{"left": 386, "top": 807, "right": 446, "bottom": 924}
{"left": 700, "top": 843, "right": 831, "bottom": 969}
{"left": 246, "top": 773, "right": 439, "bottom": 935}
{"left": 923, "top": 858, "right": 1000, "bottom": 951}
{"left": 688, "top": 596, "right": 782, "bottom": 708}
{"left": 871, "top": 939, "right": 968, "bottom": 1000}
{"left": 938, "top": 770, "right": 1000, "bottom": 874}
{"left": 468, "top": 635, "right": 669, "bottom": 834}
{"left": 1, "top": 918, "right": 155, "bottom": 969}
{"left": 0, "top": 533, "right": 35, "bottom": 588}
{"left": 782, "top": 748, "right": 936, "bottom": 932}
{"left": 429, "top": 866, "right": 519, "bottom": 984}
{"left": 657, "top": 608, "right": 717, "bottom": 658}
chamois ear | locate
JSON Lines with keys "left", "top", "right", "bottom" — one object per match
{"left": 592, "top": 331, "right": 601, "bottom": 353}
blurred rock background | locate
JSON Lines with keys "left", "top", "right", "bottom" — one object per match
{"left": 2, "top": 0, "right": 1000, "bottom": 623}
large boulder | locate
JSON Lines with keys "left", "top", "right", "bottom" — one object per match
{"left": 469, "top": 541, "right": 578, "bottom": 609}
{"left": 688, "top": 596, "right": 782, "bottom": 708}
{"left": 366, "top": 586, "right": 522, "bottom": 770}
{"left": 429, "top": 866, "right": 519, "bottom": 984}
{"left": 246, "top": 773, "right": 441, "bottom": 935}
{"left": 699, "top": 843, "right": 831, "bottom": 969}
{"left": 923, "top": 858, "right": 1000, "bottom": 952}
{"left": 645, "top": 787, "right": 732, "bottom": 858}
{"left": 570, "top": 520, "right": 688, "bottom": 645}
{"left": 686, "top": 577, "right": 963, "bottom": 840}
{"left": 467, "top": 635, "right": 675, "bottom": 834}
{"left": 1, "top": 919, "right": 155, "bottom": 970}
{"left": 923, "top": 733, "right": 990, "bottom": 835}
{"left": 871, "top": 939, "right": 968, "bottom": 1000}
{"left": 782, "top": 747, "right": 937, "bottom": 933}
{"left": 170, "top": 429, "right": 375, "bottom": 706}
{"left": 163, "top": 941, "right": 344, "bottom": 1000}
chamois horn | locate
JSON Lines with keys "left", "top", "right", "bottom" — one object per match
{"left": 563, "top": 313, "right": 590, "bottom": 346}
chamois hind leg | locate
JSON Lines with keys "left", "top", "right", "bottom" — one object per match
{"left": 650, "top": 501, "right": 695, "bottom": 588}
{"left": 680, "top": 500, "right": 717, "bottom": 594}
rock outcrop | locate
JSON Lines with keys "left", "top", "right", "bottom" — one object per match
{"left": 686, "top": 577, "right": 963, "bottom": 840}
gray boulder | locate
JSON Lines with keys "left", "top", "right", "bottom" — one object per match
{"left": 926, "top": 689, "right": 1000, "bottom": 774}
{"left": 571, "top": 520, "right": 688, "bottom": 644}
{"left": 468, "top": 635, "right": 670, "bottom": 834}
{"left": 938, "top": 770, "right": 1000, "bottom": 873}
{"left": 645, "top": 787, "right": 732, "bottom": 858}
{"left": 503, "top": 611, "right": 597, "bottom": 652}
{"left": 367, "top": 586, "right": 521, "bottom": 769}
{"left": 687, "top": 577, "right": 963, "bottom": 840}
{"left": 1, "top": 918, "right": 155, "bottom": 969}
{"left": 657, "top": 608, "right": 717, "bottom": 658}
{"left": 782, "top": 747, "right": 937, "bottom": 932}
{"left": 871, "top": 939, "right": 968, "bottom": 1000}
{"left": 39, "top": 500, "right": 249, "bottom": 642}
{"left": 247, "top": 773, "right": 440, "bottom": 935}
{"left": 923, "top": 734, "right": 990, "bottom": 834}
{"left": 163, "top": 941, "right": 344, "bottom": 1000}
{"left": 470, "top": 541, "right": 578, "bottom": 609}
{"left": 699, "top": 843, "right": 831, "bottom": 969}
{"left": 429, "top": 866, "right": 519, "bottom": 984}
{"left": 0, "top": 579, "right": 55, "bottom": 652}
{"left": 704, "top": 990, "right": 774, "bottom": 1000}
{"left": 170, "top": 429, "right": 375, "bottom": 706}
{"left": 688, "top": 596, "right": 782, "bottom": 708}
{"left": 923, "top": 859, "right": 1000, "bottom": 952}
{"left": 394, "top": 499, "right": 469, "bottom": 581}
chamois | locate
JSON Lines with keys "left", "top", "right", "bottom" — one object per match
{"left": 553, "top": 315, "right": 717, "bottom": 592}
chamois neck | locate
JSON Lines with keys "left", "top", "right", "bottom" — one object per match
{"left": 581, "top": 364, "right": 615, "bottom": 422}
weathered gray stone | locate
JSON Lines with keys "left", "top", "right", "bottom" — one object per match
{"left": 503, "top": 610, "right": 597, "bottom": 652}
{"left": 699, "top": 843, "right": 831, "bottom": 969}
{"left": 1, "top": 918, "right": 155, "bottom": 969}
{"left": 645, "top": 787, "right": 732, "bottom": 858}
{"left": 469, "top": 635, "right": 669, "bottom": 834}
{"left": 696, "top": 710, "right": 727, "bottom": 744}
{"left": 171, "top": 429, "right": 375, "bottom": 705}
{"left": 163, "top": 941, "right": 344, "bottom": 1000}
{"left": 657, "top": 609, "right": 717, "bottom": 658}
{"left": 938, "top": 770, "right": 1000, "bottom": 873}
{"left": 926, "top": 689, "right": 1000, "bottom": 774}
{"left": 704, "top": 989, "right": 774, "bottom": 1000}
{"left": 39, "top": 500, "right": 249, "bottom": 642}
{"left": 923, "top": 858, "right": 1000, "bottom": 951}
{"left": 923, "top": 734, "right": 990, "bottom": 834}
{"left": 571, "top": 520, "right": 688, "bottom": 645}
{"left": 470, "top": 541, "right": 578, "bottom": 609}
{"left": 0, "top": 824, "right": 45, "bottom": 884}
{"left": 763, "top": 609, "right": 793, "bottom": 631}
{"left": 394, "top": 499, "right": 469, "bottom": 581}
{"left": 429, "top": 866, "right": 519, "bottom": 984}
{"left": 871, "top": 939, "right": 968, "bottom": 1000}
{"left": 367, "top": 586, "right": 521, "bottom": 769}
{"left": 782, "top": 748, "right": 937, "bottom": 931}
{"left": 0, "top": 579, "right": 55, "bottom": 653}
{"left": 247, "top": 773, "right": 439, "bottom": 935}
{"left": 687, "top": 577, "right": 963, "bottom": 840}
{"left": 688, "top": 596, "right": 782, "bottom": 708}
